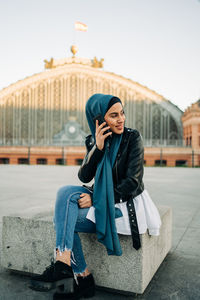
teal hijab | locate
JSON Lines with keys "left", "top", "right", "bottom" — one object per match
{"left": 86, "top": 93, "right": 123, "bottom": 256}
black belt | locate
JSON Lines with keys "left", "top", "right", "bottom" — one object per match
{"left": 126, "top": 199, "right": 141, "bottom": 250}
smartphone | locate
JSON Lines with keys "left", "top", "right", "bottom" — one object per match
{"left": 93, "top": 114, "right": 110, "bottom": 135}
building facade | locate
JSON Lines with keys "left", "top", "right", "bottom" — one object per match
{"left": 182, "top": 100, "right": 200, "bottom": 166}
{"left": 0, "top": 52, "right": 199, "bottom": 167}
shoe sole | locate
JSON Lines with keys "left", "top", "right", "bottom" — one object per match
{"left": 53, "top": 286, "right": 95, "bottom": 300}
{"left": 29, "top": 277, "right": 74, "bottom": 292}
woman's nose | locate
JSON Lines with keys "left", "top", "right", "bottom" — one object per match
{"left": 117, "top": 115, "right": 125, "bottom": 123}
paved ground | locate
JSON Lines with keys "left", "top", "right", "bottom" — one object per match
{"left": 0, "top": 165, "right": 200, "bottom": 300}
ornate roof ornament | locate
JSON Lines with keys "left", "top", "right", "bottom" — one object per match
{"left": 92, "top": 56, "right": 104, "bottom": 68}
{"left": 71, "top": 45, "right": 78, "bottom": 57}
{"left": 44, "top": 58, "right": 55, "bottom": 69}
{"left": 44, "top": 45, "right": 104, "bottom": 69}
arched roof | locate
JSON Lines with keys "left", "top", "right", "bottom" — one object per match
{"left": 0, "top": 56, "right": 183, "bottom": 133}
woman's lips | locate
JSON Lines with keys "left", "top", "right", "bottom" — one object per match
{"left": 115, "top": 125, "right": 124, "bottom": 130}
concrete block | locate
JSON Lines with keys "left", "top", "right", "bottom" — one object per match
{"left": 2, "top": 211, "right": 55, "bottom": 275}
{"left": 2, "top": 206, "right": 172, "bottom": 294}
{"left": 80, "top": 205, "right": 172, "bottom": 294}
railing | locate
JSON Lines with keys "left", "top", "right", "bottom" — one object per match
{"left": 0, "top": 139, "right": 191, "bottom": 147}
{"left": 143, "top": 139, "right": 191, "bottom": 147}
{"left": 0, "top": 139, "right": 85, "bottom": 146}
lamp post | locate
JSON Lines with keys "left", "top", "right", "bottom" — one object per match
{"left": 62, "top": 146, "right": 66, "bottom": 165}
{"left": 28, "top": 146, "right": 31, "bottom": 165}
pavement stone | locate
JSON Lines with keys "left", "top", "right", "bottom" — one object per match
{"left": 0, "top": 165, "right": 200, "bottom": 300}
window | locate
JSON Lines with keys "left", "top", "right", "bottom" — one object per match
{"left": 56, "top": 158, "right": 65, "bottom": 165}
{"left": 18, "top": 158, "right": 29, "bottom": 164}
{"left": 76, "top": 159, "right": 83, "bottom": 165}
{"left": 155, "top": 160, "right": 167, "bottom": 166}
{"left": 37, "top": 158, "right": 47, "bottom": 165}
{"left": 176, "top": 160, "right": 188, "bottom": 167}
{"left": 0, "top": 158, "right": 9, "bottom": 164}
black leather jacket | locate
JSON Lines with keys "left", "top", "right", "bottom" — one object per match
{"left": 78, "top": 127, "right": 144, "bottom": 202}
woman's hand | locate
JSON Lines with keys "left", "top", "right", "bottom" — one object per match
{"left": 95, "top": 120, "right": 112, "bottom": 151}
{"left": 78, "top": 193, "right": 92, "bottom": 208}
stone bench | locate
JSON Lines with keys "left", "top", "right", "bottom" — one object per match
{"left": 2, "top": 205, "right": 172, "bottom": 294}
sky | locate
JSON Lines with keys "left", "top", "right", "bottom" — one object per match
{"left": 0, "top": 0, "right": 200, "bottom": 111}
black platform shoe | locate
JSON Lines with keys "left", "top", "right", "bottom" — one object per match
{"left": 29, "top": 260, "right": 74, "bottom": 292}
{"left": 53, "top": 273, "right": 95, "bottom": 299}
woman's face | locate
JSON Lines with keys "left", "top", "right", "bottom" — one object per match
{"left": 104, "top": 102, "right": 125, "bottom": 134}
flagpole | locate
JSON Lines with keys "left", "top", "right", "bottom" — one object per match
{"left": 73, "top": 25, "right": 77, "bottom": 45}
{"left": 72, "top": 21, "right": 88, "bottom": 57}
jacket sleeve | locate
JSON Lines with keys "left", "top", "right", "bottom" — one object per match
{"left": 114, "top": 131, "right": 144, "bottom": 197}
{"left": 78, "top": 136, "right": 104, "bottom": 183}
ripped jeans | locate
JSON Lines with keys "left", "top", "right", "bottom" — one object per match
{"left": 53, "top": 185, "right": 96, "bottom": 274}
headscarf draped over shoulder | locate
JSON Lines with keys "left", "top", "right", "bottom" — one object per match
{"left": 85, "top": 93, "right": 123, "bottom": 256}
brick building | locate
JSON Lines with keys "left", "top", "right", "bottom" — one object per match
{"left": 0, "top": 49, "right": 199, "bottom": 167}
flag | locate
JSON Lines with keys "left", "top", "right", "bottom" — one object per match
{"left": 75, "top": 21, "right": 88, "bottom": 32}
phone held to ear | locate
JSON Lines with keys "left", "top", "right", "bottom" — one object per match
{"left": 93, "top": 114, "right": 110, "bottom": 135}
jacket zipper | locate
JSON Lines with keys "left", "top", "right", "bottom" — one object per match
{"left": 116, "top": 159, "right": 118, "bottom": 185}
{"left": 115, "top": 157, "right": 123, "bottom": 203}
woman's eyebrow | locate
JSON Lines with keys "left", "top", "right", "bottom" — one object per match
{"left": 109, "top": 110, "right": 124, "bottom": 115}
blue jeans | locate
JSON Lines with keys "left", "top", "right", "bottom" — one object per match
{"left": 53, "top": 185, "right": 96, "bottom": 274}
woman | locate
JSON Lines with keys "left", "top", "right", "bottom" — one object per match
{"left": 30, "top": 93, "right": 161, "bottom": 299}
